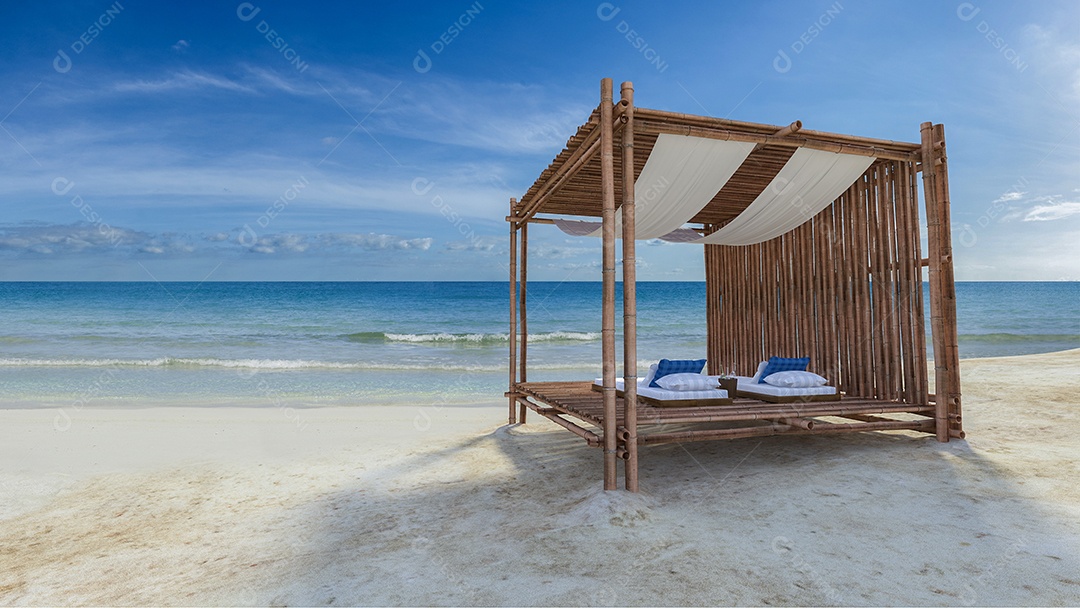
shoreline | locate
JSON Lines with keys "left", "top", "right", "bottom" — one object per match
{"left": 1, "top": 349, "right": 1078, "bottom": 604}
{"left": 2, "top": 347, "right": 1078, "bottom": 413}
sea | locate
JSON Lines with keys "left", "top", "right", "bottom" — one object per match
{"left": 0, "top": 282, "right": 1076, "bottom": 410}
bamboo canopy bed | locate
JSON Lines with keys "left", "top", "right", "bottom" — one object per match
{"left": 505, "top": 78, "right": 963, "bottom": 492}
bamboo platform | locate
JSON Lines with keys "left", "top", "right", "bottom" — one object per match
{"left": 514, "top": 381, "right": 936, "bottom": 448}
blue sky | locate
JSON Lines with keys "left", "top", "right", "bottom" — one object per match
{"left": 1, "top": 0, "right": 1077, "bottom": 281}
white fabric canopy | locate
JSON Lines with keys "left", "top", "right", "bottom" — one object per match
{"left": 551, "top": 135, "right": 874, "bottom": 246}
{"left": 552, "top": 134, "right": 755, "bottom": 240}
{"left": 689, "top": 148, "right": 874, "bottom": 245}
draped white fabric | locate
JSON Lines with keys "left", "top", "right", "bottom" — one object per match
{"left": 551, "top": 135, "right": 755, "bottom": 239}
{"left": 615, "top": 135, "right": 755, "bottom": 239}
{"left": 551, "top": 218, "right": 604, "bottom": 237}
{"left": 690, "top": 148, "right": 874, "bottom": 245}
{"left": 550, "top": 135, "right": 874, "bottom": 246}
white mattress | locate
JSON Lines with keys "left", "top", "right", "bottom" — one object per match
{"left": 733, "top": 376, "right": 838, "bottom": 397}
{"left": 593, "top": 378, "right": 729, "bottom": 401}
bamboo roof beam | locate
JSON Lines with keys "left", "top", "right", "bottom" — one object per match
{"left": 637, "top": 120, "right": 920, "bottom": 163}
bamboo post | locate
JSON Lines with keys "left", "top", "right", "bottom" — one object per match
{"left": 600, "top": 78, "right": 618, "bottom": 490}
{"left": 620, "top": 80, "right": 639, "bottom": 492}
{"left": 922, "top": 122, "right": 962, "bottom": 441}
{"left": 933, "top": 124, "right": 962, "bottom": 436}
{"left": 518, "top": 222, "right": 528, "bottom": 424}
{"left": 508, "top": 199, "right": 518, "bottom": 425}
{"left": 922, "top": 123, "right": 947, "bottom": 441}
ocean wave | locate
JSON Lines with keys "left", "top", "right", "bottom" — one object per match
{"left": 958, "top": 333, "right": 1080, "bottom": 344}
{"left": 0, "top": 357, "right": 597, "bottom": 373}
{"left": 344, "top": 331, "right": 600, "bottom": 344}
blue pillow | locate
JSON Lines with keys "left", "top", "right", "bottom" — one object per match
{"left": 650, "top": 358, "right": 706, "bottom": 388}
{"left": 757, "top": 356, "right": 810, "bottom": 383}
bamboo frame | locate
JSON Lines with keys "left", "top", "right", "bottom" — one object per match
{"left": 600, "top": 78, "right": 618, "bottom": 491}
{"left": 922, "top": 123, "right": 962, "bottom": 441}
{"left": 508, "top": 199, "right": 517, "bottom": 425}
{"left": 506, "top": 78, "right": 962, "bottom": 490}
{"left": 619, "top": 81, "right": 639, "bottom": 492}
{"left": 519, "top": 222, "right": 528, "bottom": 424}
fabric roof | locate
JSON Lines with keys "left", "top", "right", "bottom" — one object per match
{"left": 553, "top": 136, "right": 875, "bottom": 246}
{"left": 515, "top": 106, "right": 921, "bottom": 237}
{"left": 551, "top": 135, "right": 755, "bottom": 240}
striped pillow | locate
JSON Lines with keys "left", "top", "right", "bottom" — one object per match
{"left": 650, "top": 358, "right": 707, "bottom": 388}
{"left": 757, "top": 356, "right": 810, "bottom": 383}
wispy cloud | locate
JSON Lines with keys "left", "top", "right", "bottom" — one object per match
{"left": 112, "top": 70, "right": 256, "bottom": 94}
{"left": 999, "top": 194, "right": 1080, "bottom": 222}
{"left": 317, "top": 232, "right": 432, "bottom": 251}
{"left": 0, "top": 222, "right": 145, "bottom": 254}
{"left": 0, "top": 222, "right": 434, "bottom": 258}
{"left": 1021, "top": 199, "right": 1080, "bottom": 221}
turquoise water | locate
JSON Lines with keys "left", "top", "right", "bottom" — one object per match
{"left": 0, "top": 281, "right": 1076, "bottom": 407}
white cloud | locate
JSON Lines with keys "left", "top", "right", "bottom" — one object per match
{"left": 444, "top": 237, "right": 499, "bottom": 252}
{"left": 248, "top": 233, "right": 309, "bottom": 254}
{"left": 0, "top": 223, "right": 145, "bottom": 255}
{"left": 0, "top": 223, "right": 436, "bottom": 259}
{"left": 532, "top": 245, "right": 593, "bottom": 259}
{"left": 317, "top": 233, "right": 432, "bottom": 251}
{"left": 1022, "top": 23, "right": 1080, "bottom": 100}
{"left": 112, "top": 70, "right": 255, "bottom": 94}
{"left": 171, "top": 40, "right": 190, "bottom": 52}
{"left": 1021, "top": 200, "right": 1080, "bottom": 221}
{"left": 994, "top": 191, "right": 1026, "bottom": 203}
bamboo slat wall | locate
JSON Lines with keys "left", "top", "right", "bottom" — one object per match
{"left": 706, "top": 160, "right": 930, "bottom": 404}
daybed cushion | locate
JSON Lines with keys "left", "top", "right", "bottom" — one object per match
{"left": 650, "top": 358, "right": 706, "bottom": 387}
{"left": 734, "top": 376, "right": 837, "bottom": 397}
{"left": 763, "top": 370, "right": 828, "bottom": 388}
{"left": 655, "top": 373, "right": 718, "bottom": 391}
{"left": 593, "top": 378, "right": 728, "bottom": 401}
{"left": 757, "top": 356, "right": 810, "bottom": 383}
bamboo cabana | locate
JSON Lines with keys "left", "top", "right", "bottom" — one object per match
{"left": 506, "top": 78, "right": 962, "bottom": 492}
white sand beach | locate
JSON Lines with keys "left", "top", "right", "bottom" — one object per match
{"left": 2, "top": 349, "right": 1079, "bottom": 606}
